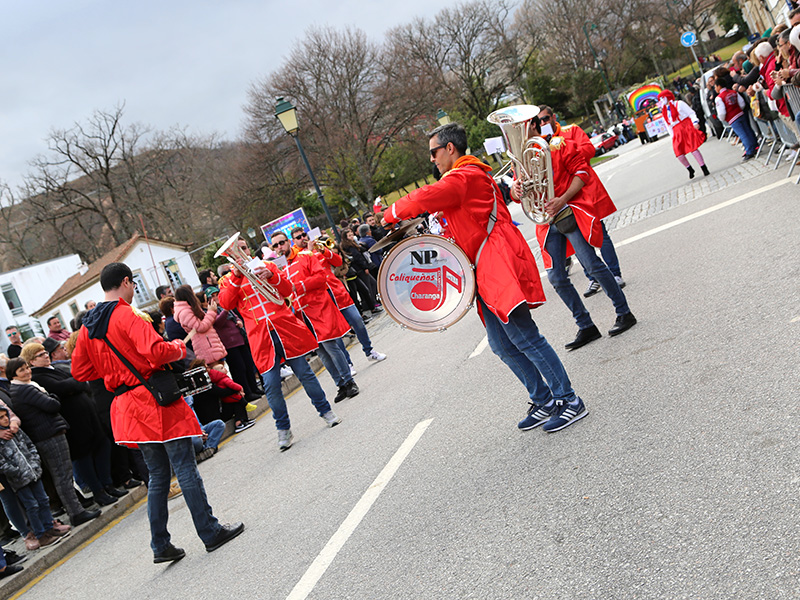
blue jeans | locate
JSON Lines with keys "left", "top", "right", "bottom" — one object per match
{"left": 340, "top": 304, "right": 373, "bottom": 356}
{"left": 192, "top": 419, "right": 225, "bottom": 453}
{"left": 731, "top": 117, "right": 758, "bottom": 156}
{"left": 15, "top": 479, "right": 53, "bottom": 538}
{"left": 316, "top": 339, "right": 353, "bottom": 387}
{"left": 479, "top": 298, "right": 576, "bottom": 406}
{"left": 582, "top": 221, "right": 622, "bottom": 282}
{"left": 545, "top": 224, "right": 630, "bottom": 329}
{"left": 0, "top": 482, "right": 30, "bottom": 537}
{"left": 138, "top": 438, "right": 221, "bottom": 554}
{"left": 261, "top": 330, "right": 331, "bottom": 431}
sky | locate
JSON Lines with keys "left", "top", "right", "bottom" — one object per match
{"left": 0, "top": 0, "right": 436, "bottom": 189}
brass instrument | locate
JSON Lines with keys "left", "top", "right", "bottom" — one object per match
{"left": 214, "top": 232, "right": 284, "bottom": 305}
{"left": 312, "top": 237, "right": 337, "bottom": 252}
{"left": 487, "top": 105, "right": 555, "bottom": 225}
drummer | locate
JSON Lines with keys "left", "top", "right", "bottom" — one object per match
{"left": 382, "top": 122, "right": 588, "bottom": 433}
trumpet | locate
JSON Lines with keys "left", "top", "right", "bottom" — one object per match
{"left": 214, "top": 232, "right": 284, "bottom": 305}
{"left": 312, "top": 237, "right": 337, "bottom": 252}
{"left": 487, "top": 105, "right": 554, "bottom": 225}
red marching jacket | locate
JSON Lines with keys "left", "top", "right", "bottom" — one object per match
{"left": 284, "top": 250, "right": 350, "bottom": 342}
{"left": 71, "top": 298, "right": 201, "bottom": 447}
{"left": 559, "top": 124, "right": 617, "bottom": 220}
{"left": 385, "top": 155, "right": 546, "bottom": 323}
{"left": 217, "top": 262, "right": 318, "bottom": 373}
{"left": 533, "top": 136, "right": 606, "bottom": 269}
{"left": 312, "top": 246, "right": 355, "bottom": 309}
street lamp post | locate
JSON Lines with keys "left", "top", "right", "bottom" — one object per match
{"left": 582, "top": 24, "right": 623, "bottom": 121}
{"left": 274, "top": 97, "right": 340, "bottom": 243}
{"left": 436, "top": 109, "right": 451, "bottom": 126}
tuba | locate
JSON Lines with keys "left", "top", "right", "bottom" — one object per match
{"left": 487, "top": 105, "right": 554, "bottom": 225}
{"left": 214, "top": 232, "right": 284, "bottom": 305}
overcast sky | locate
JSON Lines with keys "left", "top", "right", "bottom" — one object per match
{"left": 0, "top": 0, "right": 435, "bottom": 189}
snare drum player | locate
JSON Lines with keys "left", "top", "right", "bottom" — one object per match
{"left": 382, "top": 122, "right": 586, "bottom": 433}
{"left": 218, "top": 239, "right": 342, "bottom": 452}
{"left": 71, "top": 262, "right": 244, "bottom": 563}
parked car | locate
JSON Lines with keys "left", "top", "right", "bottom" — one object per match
{"left": 591, "top": 132, "right": 619, "bottom": 156}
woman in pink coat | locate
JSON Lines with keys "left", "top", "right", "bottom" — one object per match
{"left": 173, "top": 285, "right": 227, "bottom": 365}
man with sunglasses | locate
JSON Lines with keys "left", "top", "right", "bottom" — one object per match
{"left": 538, "top": 106, "right": 626, "bottom": 304}
{"left": 290, "top": 227, "right": 387, "bottom": 365}
{"left": 218, "top": 238, "right": 342, "bottom": 452}
{"left": 270, "top": 231, "right": 360, "bottom": 403}
{"left": 5, "top": 327, "right": 23, "bottom": 359}
{"left": 382, "top": 122, "right": 588, "bottom": 433}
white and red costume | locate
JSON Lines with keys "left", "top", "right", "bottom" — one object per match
{"left": 217, "top": 263, "right": 318, "bottom": 373}
{"left": 658, "top": 89, "right": 705, "bottom": 157}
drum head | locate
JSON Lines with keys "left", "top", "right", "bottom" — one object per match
{"left": 377, "top": 234, "right": 476, "bottom": 333}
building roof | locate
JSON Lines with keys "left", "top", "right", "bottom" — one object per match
{"left": 32, "top": 233, "right": 189, "bottom": 317}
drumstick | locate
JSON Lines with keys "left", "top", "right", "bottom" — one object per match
{"left": 184, "top": 328, "right": 197, "bottom": 343}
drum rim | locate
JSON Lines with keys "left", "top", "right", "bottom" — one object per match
{"left": 377, "top": 234, "right": 476, "bottom": 333}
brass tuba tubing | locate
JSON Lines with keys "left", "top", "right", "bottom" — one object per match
{"left": 214, "top": 232, "right": 284, "bottom": 305}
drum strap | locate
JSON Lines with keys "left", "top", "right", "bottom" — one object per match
{"left": 474, "top": 172, "right": 499, "bottom": 267}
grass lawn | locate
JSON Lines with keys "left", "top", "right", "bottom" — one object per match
{"left": 667, "top": 37, "right": 747, "bottom": 79}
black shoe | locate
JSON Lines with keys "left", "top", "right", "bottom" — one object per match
{"left": 51, "top": 505, "right": 67, "bottom": 517}
{"left": 244, "top": 393, "right": 262, "bottom": 402}
{"left": 205, "top": 522, "right": 244, "bottom": 552}
{"left": 608, "top": 312, "right": 637, "bottom": 337}
{"left": 687, "top": 166, "right": 695, "bottom": 179}
{"left": 72, "top": 508, "right": 101, "bottom": 526}
{"left": 701, "top": 165, "right": 710, "bottom": 176}
{"left": 93, "top": 491, "right": 118, "bottom": 506}
{"left": 564, "top": 325, "right": 601, "bottom": 351}
{"left": 104, "top": 486, "right": 129, "bottom": 498}
{"left": 334, "top": 385, "right": 348, "bottom": 403}
{"left": 3, "top": 550, "right": 27, "bottom": 567}
{"left": 153, "top": 543, "right": 186, "bottom": 564}
{"left": 0, "top": 564, "right": 23, "bottom": 579}
{"left": 123, "top": 478, "right": 144, "bottom": 489}
{"left": 345, "top": 380, "right": 360, "bottom": 398}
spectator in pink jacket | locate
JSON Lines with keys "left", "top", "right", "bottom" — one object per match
{"left": 173, "top": 285, "right": 227, "bottom": 365}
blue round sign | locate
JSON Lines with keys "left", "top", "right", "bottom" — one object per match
{"left": 681, "top": 31, "right": 697, "bottom": 47}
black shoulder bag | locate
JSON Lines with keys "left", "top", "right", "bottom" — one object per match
{"left": 103, "top": 337, "right": 182, "bottom": 407}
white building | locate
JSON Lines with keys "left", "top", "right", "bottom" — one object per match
{"left": 31, "top": 234, "right": 200, "bottom": 326}
{"left": 0, "top": 254, "right": 85, "bottom": 340}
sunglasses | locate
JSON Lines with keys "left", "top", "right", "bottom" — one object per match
{"left": 540, "top": 115, "right": 551, "bottom": 123}
{"left": 429, "top": 144, "right": 447, "bottom": 158}
{"left": 293, "top": 232, "right": 308, "bottom": 240}
{"left": 272, "top": 239, "right": 288, "bottom": 249}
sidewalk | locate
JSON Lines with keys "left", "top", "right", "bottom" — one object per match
{"left": 0, "top": 352, "right": 332, "bottom": 598}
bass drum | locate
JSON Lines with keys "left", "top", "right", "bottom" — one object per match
{"left": 377, "top": 234, "right": 476, "bottom": 333}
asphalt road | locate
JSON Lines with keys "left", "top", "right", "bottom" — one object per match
{"left": 14, "top": 138, "right": 800, "bottom": 600}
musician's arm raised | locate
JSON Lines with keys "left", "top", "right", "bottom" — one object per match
{"left": 383, "top": 177, "right": 463, "bottom": 225}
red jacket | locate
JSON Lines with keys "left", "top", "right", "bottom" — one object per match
{"left": 70, "top": 298, "right": 200, "bottom": 447}
{"left": 217, "top": 262, "right": 318, "bottom": 372}
{"left": 534, "top": 136, "right": 605, "bottom": 269}
{"left": 312, "top": 246, "right": 354, "bottom": 309}
{"left": 207, "top": 368, "right": 242, "bottom": 404}
{"left": 558, "top": 124, "right": 617, "bottom": 220}
{"left": 284, "top": 250, "right": 350, "bottom": 342}
{"left": 385, "top": 155, "right": 545, "bottom": 323}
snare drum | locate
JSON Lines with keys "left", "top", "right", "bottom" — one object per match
{"left": 377, "top": 234, "right": 476, "bottom": 332}
{"left": 177, "top": 366, "right": 213, "bottom": 396}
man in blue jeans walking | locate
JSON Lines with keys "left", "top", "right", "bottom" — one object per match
{"left": 383, "top": 121, "right": 588, "bottom": 433}
{"left": 72, "top": 262, "right": 244, "bottom": 564}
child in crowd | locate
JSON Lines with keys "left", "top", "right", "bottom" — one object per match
{"left": 189, "top": 360, "right": 255, "bottom": 434}
{"left": 0, "top": 406, "right": 71, "bottom": 550}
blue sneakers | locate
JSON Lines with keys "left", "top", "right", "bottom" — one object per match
{"left": 542, "top": 397, "right": 588, "bottom": 433}
{"left": 517, "top": 399, "right": 555, "bottom": 430}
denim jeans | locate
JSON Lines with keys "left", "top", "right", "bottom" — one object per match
{"left": 545, "top": 224, "right": 630, "bottom": 329}
{"left": 582, "top": 221, "right": 622, "bottom": 282}
{"left": 15, "top": 479, "right": 54, "bottom": 538}
{"left": 191, "top": 419, "right": 225, "bottom": 453}
{"left": 479, "top": 298, "right": 576, "bottom": 406}
{"left": 731, "top": 117, "right": 758, "bottom": 156}
{"left": 340, "top": 304, "right": 373, "bottom": 356}
{"left": 261, "top": 330, "right": 332, "bottom": 431}
{"left": 316, "top": 339, "right": 353, "bottom": 387}
{"left": 138, "top": 438, "right": 221, "bottom": 554}
{"left": 0, "top": 480, "right": 30, "bottom": 537}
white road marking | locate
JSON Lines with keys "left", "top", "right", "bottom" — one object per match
{"left": 469, "top": 336, "right": 489, "bottom": 358}
{"left": 286, "top": 418, "right": 435, "bottom": 600}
